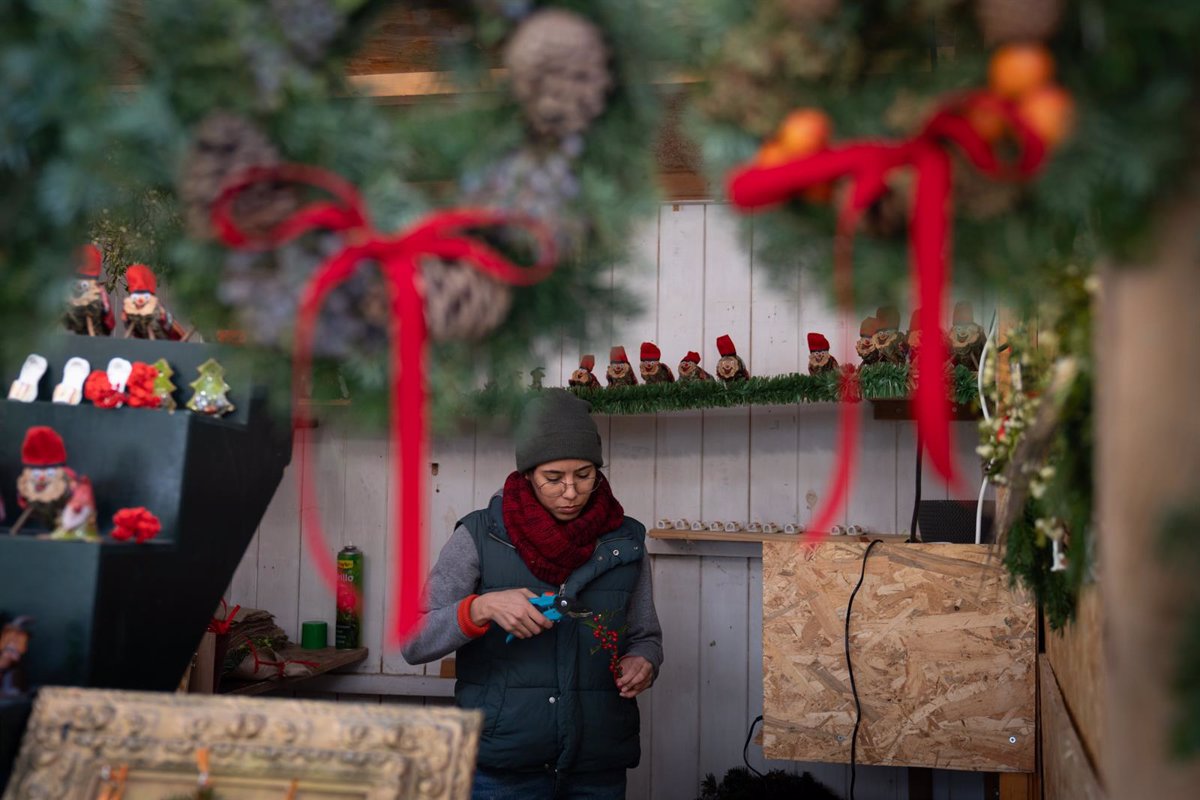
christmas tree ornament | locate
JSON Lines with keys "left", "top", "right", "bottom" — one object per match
{"left": 503, "top": 9, "right": 612, "bottom": 142}
{"left": 0, "top": 616, "right": 32, "bottom": 697}
{"left": 126, "top": 362, "right": 164, "bottom": 409}
{"left": 988, "top": 43, "right": 1055, "bottom": 100}
{"left": 638, "top": 342, "right": 674, "bottom": 384}
{"left": 421, "top": 258, "right": 514, "bottom": 342}
{"left": 152, "top": 358, "right": 178, "bottom": 410}
{"left": 10, "top": 426, "right": 75, "bottom": 536}
{"left": 569, "top": 354, "right": 602, "bottom": 388}
{"left": 179, "top": 111, "right": 296, "bottom": 239}
{"left": 7, "top": 354, "right": 47, "bottom": 402}
{"left": 111, "top": 507, "right": 162, "bottom": 544}
{"left": 715, "top": 335, "right": 750, "bottom": 382}
{"left": 807, "top": 332, "right": 839, "bottom": 375}
{"left": 950, "top": 302, "right": 985, "bottom": 370}
{"left": 122, "top": 265, "right": 186, "bottom": 341}
{"left": 871, "top": 305, "right": 907, "bottom": 363}
{"left": 50, "top": 475, "right": 99, "bottom": 542}
{"left": 1016, "top": 85, "right": 1075, "bottom": 148}
{"left": 212, "top": 163, "right": 557, "bottom": 644}
{"left": 976, "top": 0, "right": 1063, "bottom": 45}
{"left": 677, "top": 351, "right": 714, "bottom": 382}
{"left": 606, "top": 346, "right": 637, "bottom": 386}
{"left": 856, "top": 317, "right": 881, "bottom": 366}
{"left": 51, "top": 357, "right": 91, "bottom": 405}
{"left": 63, "top": 244, "right": 114, "bottom": 337}
{"left": 187, "top": 358, "right": 236, "bottom": 417}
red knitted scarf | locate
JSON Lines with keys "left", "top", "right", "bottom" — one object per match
{"left": 501, "top": 470, "right": 625, "bottom": 587}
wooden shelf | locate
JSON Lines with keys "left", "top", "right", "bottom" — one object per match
{"left": 649, "top": 528, "right": 910, "bottom": 545}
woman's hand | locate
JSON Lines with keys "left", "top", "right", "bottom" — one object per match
{"left": 471, "top": 589, "right": 555, "bottom": 639}
{"left": 615, "top": 654, "right": 654, "bottom": 698}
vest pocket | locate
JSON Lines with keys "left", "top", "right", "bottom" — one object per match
{"left": 456, "top": 681, "right": 506, "bottom": 739}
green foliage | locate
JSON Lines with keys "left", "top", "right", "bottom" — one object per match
{"left": 696, "top": 767, "right": 840, "bottom": 800}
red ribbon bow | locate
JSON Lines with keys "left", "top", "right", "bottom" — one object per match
{"left": 208, "top": 597, "right": 241, "bottom": 635}
{"left": 728, "top": 91, "right": 1047, "bottom": 536}
{"left": 111, "top": 506, "right": 162, "bottom": 543}
{"left": 212, "top": 164, "right": 557, "bottom": 645}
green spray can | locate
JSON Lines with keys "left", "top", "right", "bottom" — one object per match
{"left": 335, "top": 544, "right": 363, "bottom": 649}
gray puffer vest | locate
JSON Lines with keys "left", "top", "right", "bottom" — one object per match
{"left": 455, "top": 493, "right": 646, "bottom": 773}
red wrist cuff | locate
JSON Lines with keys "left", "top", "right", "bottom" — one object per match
{"left": 457, "top": 595, "right": 491, "bottom": 638}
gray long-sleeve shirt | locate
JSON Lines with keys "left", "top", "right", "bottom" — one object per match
{"left": 401, "top": 523, "right": 664, "bottom": 676}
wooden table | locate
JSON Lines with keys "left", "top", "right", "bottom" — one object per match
{"left": 219, "top": 646, "right": 368, "bottom": 696}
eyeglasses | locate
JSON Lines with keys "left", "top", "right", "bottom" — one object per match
{"left": 535, "top": 472, "right": 598, "bottom": 498}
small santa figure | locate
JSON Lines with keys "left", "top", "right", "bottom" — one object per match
{"left": 950, "top": 301, "right": 985, "bottom": 371}
{"left": 12, "top": 426, "right": 76, "bottom": 535}
{"left": 568, "top": 355, "right": 602, "bottom": 389}
{"left": 677, "top": 351, "right": 713, "bottom": 382}
{"left": 606, "top": 346, "right": 638, "bottom": 387}
{"left": 715, "top": 335, "right": 750, "bottom": 382}
{"left": 122, "top": 264, "right": 185, "bottom": 340}
{"left": 856, "top": 317, "right": 882, "bottom": 366}
{"left": 871, "top": 305, "right": 907, "bottom": 364}
{"left": 50, "top": 475, "right": 99, "bottom": 541}
{"left": 639, "top": 342, "right": 674, "bottom": 384}
{"left": 63, "top": 244, "right": 114, "bottom": 337}
{"left": 807, "top": 333, "right": 839, "bottom": 375}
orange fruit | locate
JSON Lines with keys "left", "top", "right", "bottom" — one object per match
{"left": 757, "top": 140, "right": 792, "bottom": 168}
{"left": 777, "top": 108, "right": 832, "bottom": 156}
{"left": 1017, "top": 85, "right": 1075, "bottom": 147}
{"left": 964, "top": 95, "right": 1008, "bottom": 142}
{"left": 988, "top": 43, "right": 1055, "bottom": 99}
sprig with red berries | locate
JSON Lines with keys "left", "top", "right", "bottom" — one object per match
{"left": 582, "top": 613, "right": 628, "bottom": 682}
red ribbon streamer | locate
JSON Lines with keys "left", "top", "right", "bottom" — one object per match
{"left": 208, "top": 597, "right": 241, "bottom": 635}
{"left": 213, "top": 164, "right": 556, "bottom": 645}
{"left": 727, "top": 92, "right": 1046, "bottom": 537}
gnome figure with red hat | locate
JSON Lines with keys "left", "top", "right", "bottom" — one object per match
{"left": 50, "top": 476, "right": 99, "bottom": 542}
{"left": 715, "top": 335, "right": 750, "bottom": 383}
{"left": 606, "top": 346, "right": 638, "bottom": 387}
{"left": 872, "top": 305, "right": 907, "bottom": 364}
{"left": 122, "top": 264, "right": 185, "bottom": 341}
{"left": 639, "top": 342, "right": 674, "bottom": 384}
{"left": 950, "top": 301, "right": 985, "bottom": 371}
{"left": 807, "top": 333, "right": 839, "bottom": 375}
{"left": 856, "top": 317, "right": 882, "bottom": 366}
{"left": 63, "top": 244, "right": 114, "bottom": 337}
{"left": 677, "top": 351, "right": 713, "bottom": 382}
{"left": 568, "top": 355, "right": 601, "bottom": 389}
{"left": 10, "top": 426, "right": 76, "bottom": 536}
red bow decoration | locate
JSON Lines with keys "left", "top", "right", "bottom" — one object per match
{"left": 212, "top": 164, "right": 557, "bottom": 646}
{"left": 208, "top": 597, "right": 241, "bottom": 635}
{"left": 728, "top": 91, "right": 1048, "bottom": 537}
{"left": 84, "top": 370, "right": 124, "bottom": 408}
{"left": 125, "top": 362, "right": 162, "bottom": 409}
{"left": 111, "top": 506, "right": 161, "bottom": 543}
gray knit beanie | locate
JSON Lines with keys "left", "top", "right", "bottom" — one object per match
{"left": 514, "top": 389, "right": 603, "bottom": 472}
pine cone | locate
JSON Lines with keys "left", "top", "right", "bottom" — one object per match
{"left": 954, "top": 154, "right": 1022, "bottom": 219}
{"left": 421, "top": 258, "right": 513, "bottom": 342}
{"left": 976, "top": 0, "right": 1063, "bottom": 44}
{"left": 503, "top": 9, "right": 611, "bottom": 141}
{"left": 179, "top": 112, "right": 297, "bottom": 239}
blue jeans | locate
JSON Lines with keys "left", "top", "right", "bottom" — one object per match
{"left": 471, "top": 765, "right": 626, "bottom": 800}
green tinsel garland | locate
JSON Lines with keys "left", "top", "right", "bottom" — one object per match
{"left": 564, "top": 363, "right": 977, "bottom": 416}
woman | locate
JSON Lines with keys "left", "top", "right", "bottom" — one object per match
{"left": 402, "top": 389, "right": 662, "bottom": 800}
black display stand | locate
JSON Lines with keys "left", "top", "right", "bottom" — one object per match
{"left": 0, "top": 334, "right": 291, "bottom": 788}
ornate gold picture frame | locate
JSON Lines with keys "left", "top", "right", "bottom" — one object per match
{"left": 2, "top": 687, "right": 481, "bottom": 800}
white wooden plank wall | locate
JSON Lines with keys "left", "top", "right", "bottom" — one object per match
{"left": 230, "top": 202, "right": 992, "bottom": 800}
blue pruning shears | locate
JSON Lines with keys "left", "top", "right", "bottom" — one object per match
{"left": 504, "top": 592, "right": 592, "bottom": 643}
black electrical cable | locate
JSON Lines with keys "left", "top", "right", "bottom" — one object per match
{"left": 846, "top": 539, "right": 882, "bottom": 800}
{"left": 743, "top": 714, "right": 765, "bottom": 777}
{"left": 908, "top": 431, "right": 923, "bottom": 543}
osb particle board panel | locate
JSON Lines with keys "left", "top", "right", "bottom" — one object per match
{"left": 1044, "top": 585, "right": 1106, "bottom": 785}
{"left": 762, "top": 541, "right": 1036, "bottom": 772}
{"left": 1041, "top": 656, "right": 1106, "bottom": 799}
